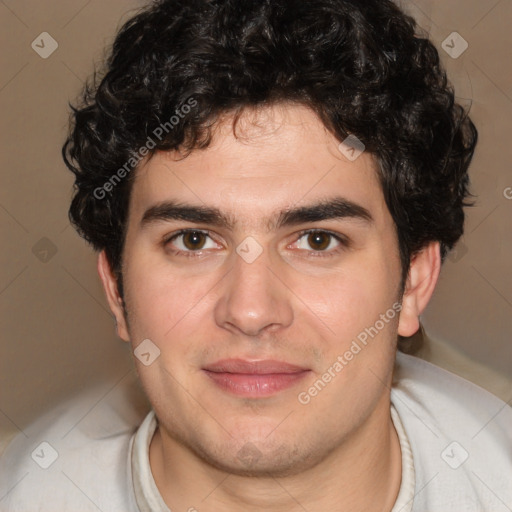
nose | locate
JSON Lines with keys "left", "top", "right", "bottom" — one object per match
{"left": 213, "top": 246, "right": 294, "bottom": 337}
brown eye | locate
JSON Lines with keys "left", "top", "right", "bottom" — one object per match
{"left": 165, "top": 229, "right": 219, "bottom": 256}
{"left": 307, "top": 232, "right": 331, "bottom": 251}
{"left": 292, "top": 230, "right": 347, "bottom": 255}
{"left": 182, "top": 231, "right": 207, "bottom": 250}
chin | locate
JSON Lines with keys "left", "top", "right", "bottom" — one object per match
{"left": 194, "top": 438, "right": 318, "bottom": 478}
{"left": 182, "top": 419, "right": 331, "bottom": 478}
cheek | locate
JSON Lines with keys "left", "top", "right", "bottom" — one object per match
{"left": 122, "top": 252, "right": 203, "bottom": 339}
{"left": 286, "top": 252, "right": 399, "bottom": 344}
{"left": 123, "top": 265, "right": 207, "bottom": 390}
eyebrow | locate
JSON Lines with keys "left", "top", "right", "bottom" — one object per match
{"left": 140, "top": 197, "right": 373, "bottom": 231}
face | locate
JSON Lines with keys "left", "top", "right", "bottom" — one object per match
{"left": 103, "top": 103, "right": 411, "bottom": 476}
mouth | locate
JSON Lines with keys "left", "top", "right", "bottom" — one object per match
{"left": 202, "top": 359, "right": 311, "bottom": 398}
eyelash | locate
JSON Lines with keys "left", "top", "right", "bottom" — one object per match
{"left": 163, "top": 229, "right": 349, "bottom": 258}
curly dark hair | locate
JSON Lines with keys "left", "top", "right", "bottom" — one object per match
{"left": 63, "top": 0, "right": 477, "bottom": 294}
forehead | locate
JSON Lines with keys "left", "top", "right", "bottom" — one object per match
{"left": 128, "top": 104, "right": 389, "bottom": 229}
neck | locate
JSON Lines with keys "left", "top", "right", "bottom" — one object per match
{"left": 149, "top": 394, "right": 402, "bottom": 512}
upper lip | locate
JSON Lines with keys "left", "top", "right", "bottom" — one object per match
{"left": 203, "top": 359, "right": 308, "bottom": 374}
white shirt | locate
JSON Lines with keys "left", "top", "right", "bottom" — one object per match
{"left": 130, "top": 403, "right": 416, "bottom": 512}
{"left": 1, "top": 352, "right": 511, "bottom": 511}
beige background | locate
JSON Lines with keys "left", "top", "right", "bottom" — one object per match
{"left": 1, "top": 0, "right": 511, "bottom": 447}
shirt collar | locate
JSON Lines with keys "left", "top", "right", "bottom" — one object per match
{"left": 131, "top": 405, "right": 415, "bottom": 512}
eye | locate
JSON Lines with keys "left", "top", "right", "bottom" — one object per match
{"left": 164, "top": 229, "right": 219, "bottom": 254}
{"left": 292, "top": 230, "right": 348, "bottom": 255}
{"left": 163, "top": 228, "right": 348, "bottom": 259}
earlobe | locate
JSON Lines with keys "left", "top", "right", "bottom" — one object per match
{"left": 97, "top": 250, "right": 130, "bottom": 342}
{"left": 398, "top": 241, "right": 441, "bottom": 338}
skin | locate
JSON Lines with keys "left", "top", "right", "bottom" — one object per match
{"left": 99, "top": 103, "right": 441, "bottom": 511}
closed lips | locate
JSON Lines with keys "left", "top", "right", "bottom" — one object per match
{"left": 203, "top": 359, "right": 308, "bottom": 374}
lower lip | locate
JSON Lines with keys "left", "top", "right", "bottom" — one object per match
{"left": 203, "top": 370, "right": 310, "bottom": 397}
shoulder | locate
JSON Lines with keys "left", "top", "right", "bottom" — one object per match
{"left": 0, "top": 375, "right": 150, "bottom": 512}
{"left": 392, "top": 352, "right": 512, "bottom": 511}
{"left": 392, "top": 351, "right": 512, "bottom": 437}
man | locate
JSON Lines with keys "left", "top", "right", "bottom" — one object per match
{"left": 1, "top": 0, "right": 510, "bottom": 510}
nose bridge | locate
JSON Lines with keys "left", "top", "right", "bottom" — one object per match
{"left": 214, "top": 243, "right": 294, "bottom": 336}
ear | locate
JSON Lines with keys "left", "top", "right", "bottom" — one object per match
{"left": 97, "top": 250, "right": 130, "bottom": 342}
{"left": 398, "top": 241, "right": 441, "bottom": 337}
